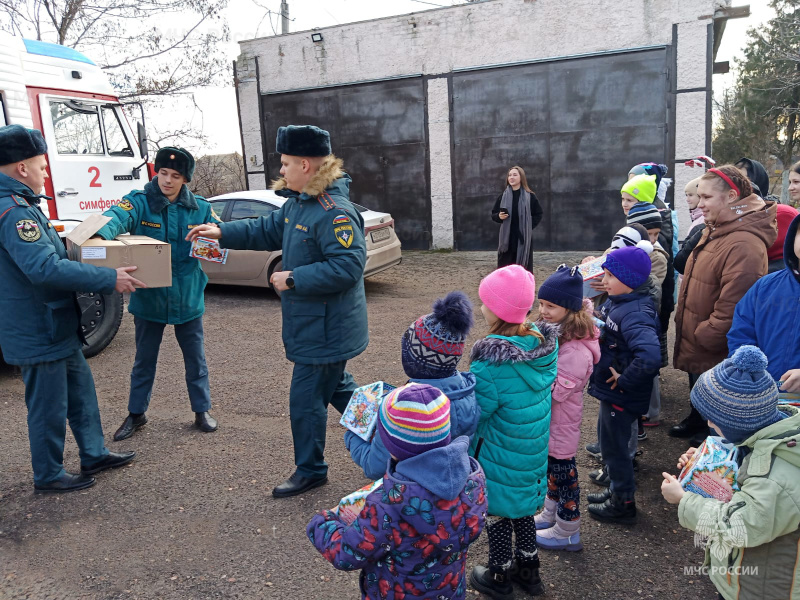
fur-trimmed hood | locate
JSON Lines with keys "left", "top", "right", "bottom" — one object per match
{"left": 270, "top": 155, "right": 347, "bottom": 198}
{"left": 470, "top": 321, "right": 559, "bottom": 364}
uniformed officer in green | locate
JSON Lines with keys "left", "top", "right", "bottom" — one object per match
{"left": 188, "top": 126, "right": 368, "bottom": 498}
{"left": 97, "top": 147, "right": 221, "bottom": 440}
{"left": 0, "top": 125, "right": 141, "bottom": 493}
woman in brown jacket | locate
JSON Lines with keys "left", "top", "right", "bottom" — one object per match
{"left": 669, "top": 165, "right": 777, "bottom": 443}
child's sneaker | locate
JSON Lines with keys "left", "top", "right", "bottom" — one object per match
{"left": 537, "top": 518, "right": 583, "bottom": 552}
{"left": 585, "top": 441, "right": 602, "bottom": 459}
{"left": 470, "top": 565, "right": 514, "bottom": 600}
{"left": 534, "top": 497, "right": 556, "bottom": 530}
{"left": 589, "top": 464, "right": 610, "bottom": 487}
{"left": 588, "top": 493, "right": 637, "bottom": 525}
{"left": 509, "top": 559, "right": 545, "bottom": 596}
{"left": 637, "top": 420, "right": 647, "bottom": 441}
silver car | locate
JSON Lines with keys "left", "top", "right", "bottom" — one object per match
{"left": 202, "top": 190, "right": 402, "bottom": 294}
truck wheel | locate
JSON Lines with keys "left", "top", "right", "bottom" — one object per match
{"left": 268, "top": 258, "right": 283, "bottom": 298}
{"left": 79, "top": 291, "right": 124, "bottom": 358}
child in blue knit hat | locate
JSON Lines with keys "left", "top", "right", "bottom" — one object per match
{"left": 345, "top": 291, "right": 479, "bottom": 480}
{"left": 587, "top": 247, "right": 660, "bottom": 525}
{"left": 662, "top": 346, "right": 800, "bottom": 600}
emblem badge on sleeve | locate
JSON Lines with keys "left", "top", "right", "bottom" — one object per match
{"left": 16, "top": 219, "right": 41, "bottom": 242}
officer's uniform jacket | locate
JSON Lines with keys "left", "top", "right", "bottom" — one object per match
{"left": 96, "top": 178, "right": 219, "bottom": 325}
{"left": 219, "top": 156, "right": 369, "bottom": 364}
{"left": 0, "top": 173, "right": 116, "bottom": 365}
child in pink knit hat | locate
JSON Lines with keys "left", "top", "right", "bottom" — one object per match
{"left": 469, "top": 265, "right": 560, "bottom": 597}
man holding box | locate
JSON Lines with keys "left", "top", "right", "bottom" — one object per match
{"left": 0, "top": 125, "right": 142, "bottom": 493}
{"left": 97, "top": 147, "right": 221, "bottom": 440}
{"left": 188, "top": 125, "right": 368, "bottom": 498}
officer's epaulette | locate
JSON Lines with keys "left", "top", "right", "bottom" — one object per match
{"left": 318, "top": 192, "right": 338, "bottom": 211}
{"left": 0, "top": 195, "right": 29, "bottom": 222}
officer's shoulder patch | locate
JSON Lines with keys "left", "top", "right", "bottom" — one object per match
{"left": 16, "top": 219, "right": 41, "bottom": 242}
{"left": 318, "top": 193, "right": 338, "bottom": 212}
{"left": 118, "top": 199, "right": 134, "bottom": 211}
{"left": 332, "top": 214, "right": 351, "bottom": 225}
{"left": 334, "top": 223, "right": 354, "bottom": 248}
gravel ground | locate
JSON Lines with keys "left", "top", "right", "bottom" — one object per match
{"left": 0, "top": 251, "right": 715, "bottom": 600}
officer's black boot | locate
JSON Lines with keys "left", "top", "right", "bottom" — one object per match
{"left": 588, "top": 493, "right": 637, "bottom": 525}
{"left": 509, "top": 559, "right": 545, "bottom": 596}
{"left": 272, "top": 471, "right": 328, "bottom": 498}
{"left": 194, "top": 411, "right": 218, "bottom": 432}
{"left": 34, "top": 472, "right": 96, "bottom": 494}
{"left": 113, "top": 413, "right": 147, "bottom": 441}
{"left": 470, "top": 565, "right": 514, "bottom": 600}
{"left": 668, "top": 406, "right": 707, "bottom": 438}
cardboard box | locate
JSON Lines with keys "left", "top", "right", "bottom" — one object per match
{"left": 66, "top": 214, "right": 172, "bottom": 288}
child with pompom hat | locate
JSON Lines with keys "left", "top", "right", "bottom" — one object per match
{"left": 662, "top": 346, "right": 800, "bottom": 600}
{"left": 468, "top": 265, "right": 559, "bottom": 597}
{"left": 345, "top": 291, "right": 480, "bottom": 480}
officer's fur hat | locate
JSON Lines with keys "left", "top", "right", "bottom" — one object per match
{"left": 0, "top": 125, "right": 48, "bottom": 166}
{"left": 276, "top": 125, "right": 331, "bottom": 157}
{"left": 154, "top": 147, "right": 195, "bottom": 182}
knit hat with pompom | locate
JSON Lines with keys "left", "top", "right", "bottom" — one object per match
{"left": 691, "top": 345, "right": 785, "bottom": 443}
{"left": 401, "top": 291, "right": 474, "bottom": 379}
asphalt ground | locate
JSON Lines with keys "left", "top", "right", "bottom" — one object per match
{"left": 0, "top": 251, "right": 715, "bottom": 600}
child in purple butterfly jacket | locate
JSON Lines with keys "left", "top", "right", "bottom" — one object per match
{"left": 307, "top": 383, "right": 487, "bottom": 600}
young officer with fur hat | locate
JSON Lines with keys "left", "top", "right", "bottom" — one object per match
{"left": 188, "top": 125, "right": 368, "bottom": 498}
{"left": 96, "top": 146, "right": 221, "bottom": 440}
{"left": 0, "top": 125, "right": 141, "bottom": 493}
{"left": 662, "top": 346, "right": 800, "bottom": 600}
{"left": 345, "top": 291, "right": 479, "bottom": 480}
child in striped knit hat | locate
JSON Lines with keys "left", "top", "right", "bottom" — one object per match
{"left": 307, "top": 382, "right": 487, "bottom": 600}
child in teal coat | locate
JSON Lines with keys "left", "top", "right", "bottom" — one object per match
{"left": 469, "top": 265, "right": 558, "bottom": 598}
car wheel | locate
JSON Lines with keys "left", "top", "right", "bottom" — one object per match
{"left": 268, "top": 258, "right": 283, "bottom": 298}
{"left": 80, "top": 291, "right": 124, "bottom": 358}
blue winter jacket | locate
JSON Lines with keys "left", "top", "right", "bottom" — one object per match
{"left": 219, "top": 157, "right": 368, "bottom": 364}
{"left": 345, "top": 372, "right": 480, "bottom": 480}
{"left": 0, "top": 173, "right": 116, "bottom": 365}
{"left": 588, "top": 287, "right": 661, "bottom": 415}
{"left": 728, "top": 214, "right": 800, "bottom": 382}
{"left": 307, "top": 437, "right": 487, "bottom": 600}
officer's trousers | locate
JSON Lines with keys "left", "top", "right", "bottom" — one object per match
{"left": 21, "top": 349, "right": 109, "bottom": 485}
{"left": 128, "top": 316, "right": 211, "bottom": 414}
{"left": 290, "top": 361, "right": 357, "bottom": 478}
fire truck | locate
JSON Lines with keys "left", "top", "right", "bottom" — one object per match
{"left": 0, "top": 33, "right": 151, "bottom": 357}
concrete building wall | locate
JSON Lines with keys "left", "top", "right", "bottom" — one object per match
{"left": 237, "top": 0, "right": 725, "bottom": 244}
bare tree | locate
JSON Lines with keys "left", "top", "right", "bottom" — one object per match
{"left": 190, "top": 152, "right": 246, "bottom": 198}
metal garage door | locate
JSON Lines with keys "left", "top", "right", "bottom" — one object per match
{"left": 452, "top": 48, "right": 670, "bottom": 251}
{"left": 261, "top": 77, "right": 430, "bottom": 249}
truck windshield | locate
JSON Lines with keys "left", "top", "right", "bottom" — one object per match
{"left": 51, "top": 101, "right": 104, "bottom": 155}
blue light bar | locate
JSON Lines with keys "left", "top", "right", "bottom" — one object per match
{"left": 22, "top": 39, "right": 96, "bottom": 66}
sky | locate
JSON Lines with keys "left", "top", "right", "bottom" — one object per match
{"left": 182, "top": 0, "right": 774, "bottom": 156}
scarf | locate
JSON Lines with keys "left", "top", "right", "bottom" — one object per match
{"left": 498, "top": 186, "right": 532, "bottom": 265}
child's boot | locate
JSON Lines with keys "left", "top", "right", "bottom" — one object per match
{"left": 470, "top": 565, "right": 514, "bottom": 600}
{"left": 509, "top": 558, "right": 545, "bottom": 596}
{"left": 586, "top": 488, "right": 611, "bottom": 504}
{"left": 537, "top": 517, "right": 583, "bottom": 551}
{"left": 534, "top": 497, "right": 557, "bottom": 530}
{"left": 588, "top": 493, "right": 637, "bottom": 525}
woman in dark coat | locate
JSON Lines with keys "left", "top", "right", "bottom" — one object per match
{"left": 491, "top": 165, "right": 543, "bottom": 271}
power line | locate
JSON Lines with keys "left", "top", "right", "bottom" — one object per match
{"left": 408, "top": 0, "right": 446, "bottom": 6}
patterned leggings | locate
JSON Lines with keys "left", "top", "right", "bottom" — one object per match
{"left": 486, "top": 515, "right": 539, "bottom": 570}
{"left": 546, "top": 456, "right": 580, "bottom": 521}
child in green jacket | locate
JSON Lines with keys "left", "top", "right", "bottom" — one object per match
{"left": 661, "top": 346, "right": 800, "bottom": 600}
{"left": 468, "top": 265, "right": 559, "bottom": 598}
